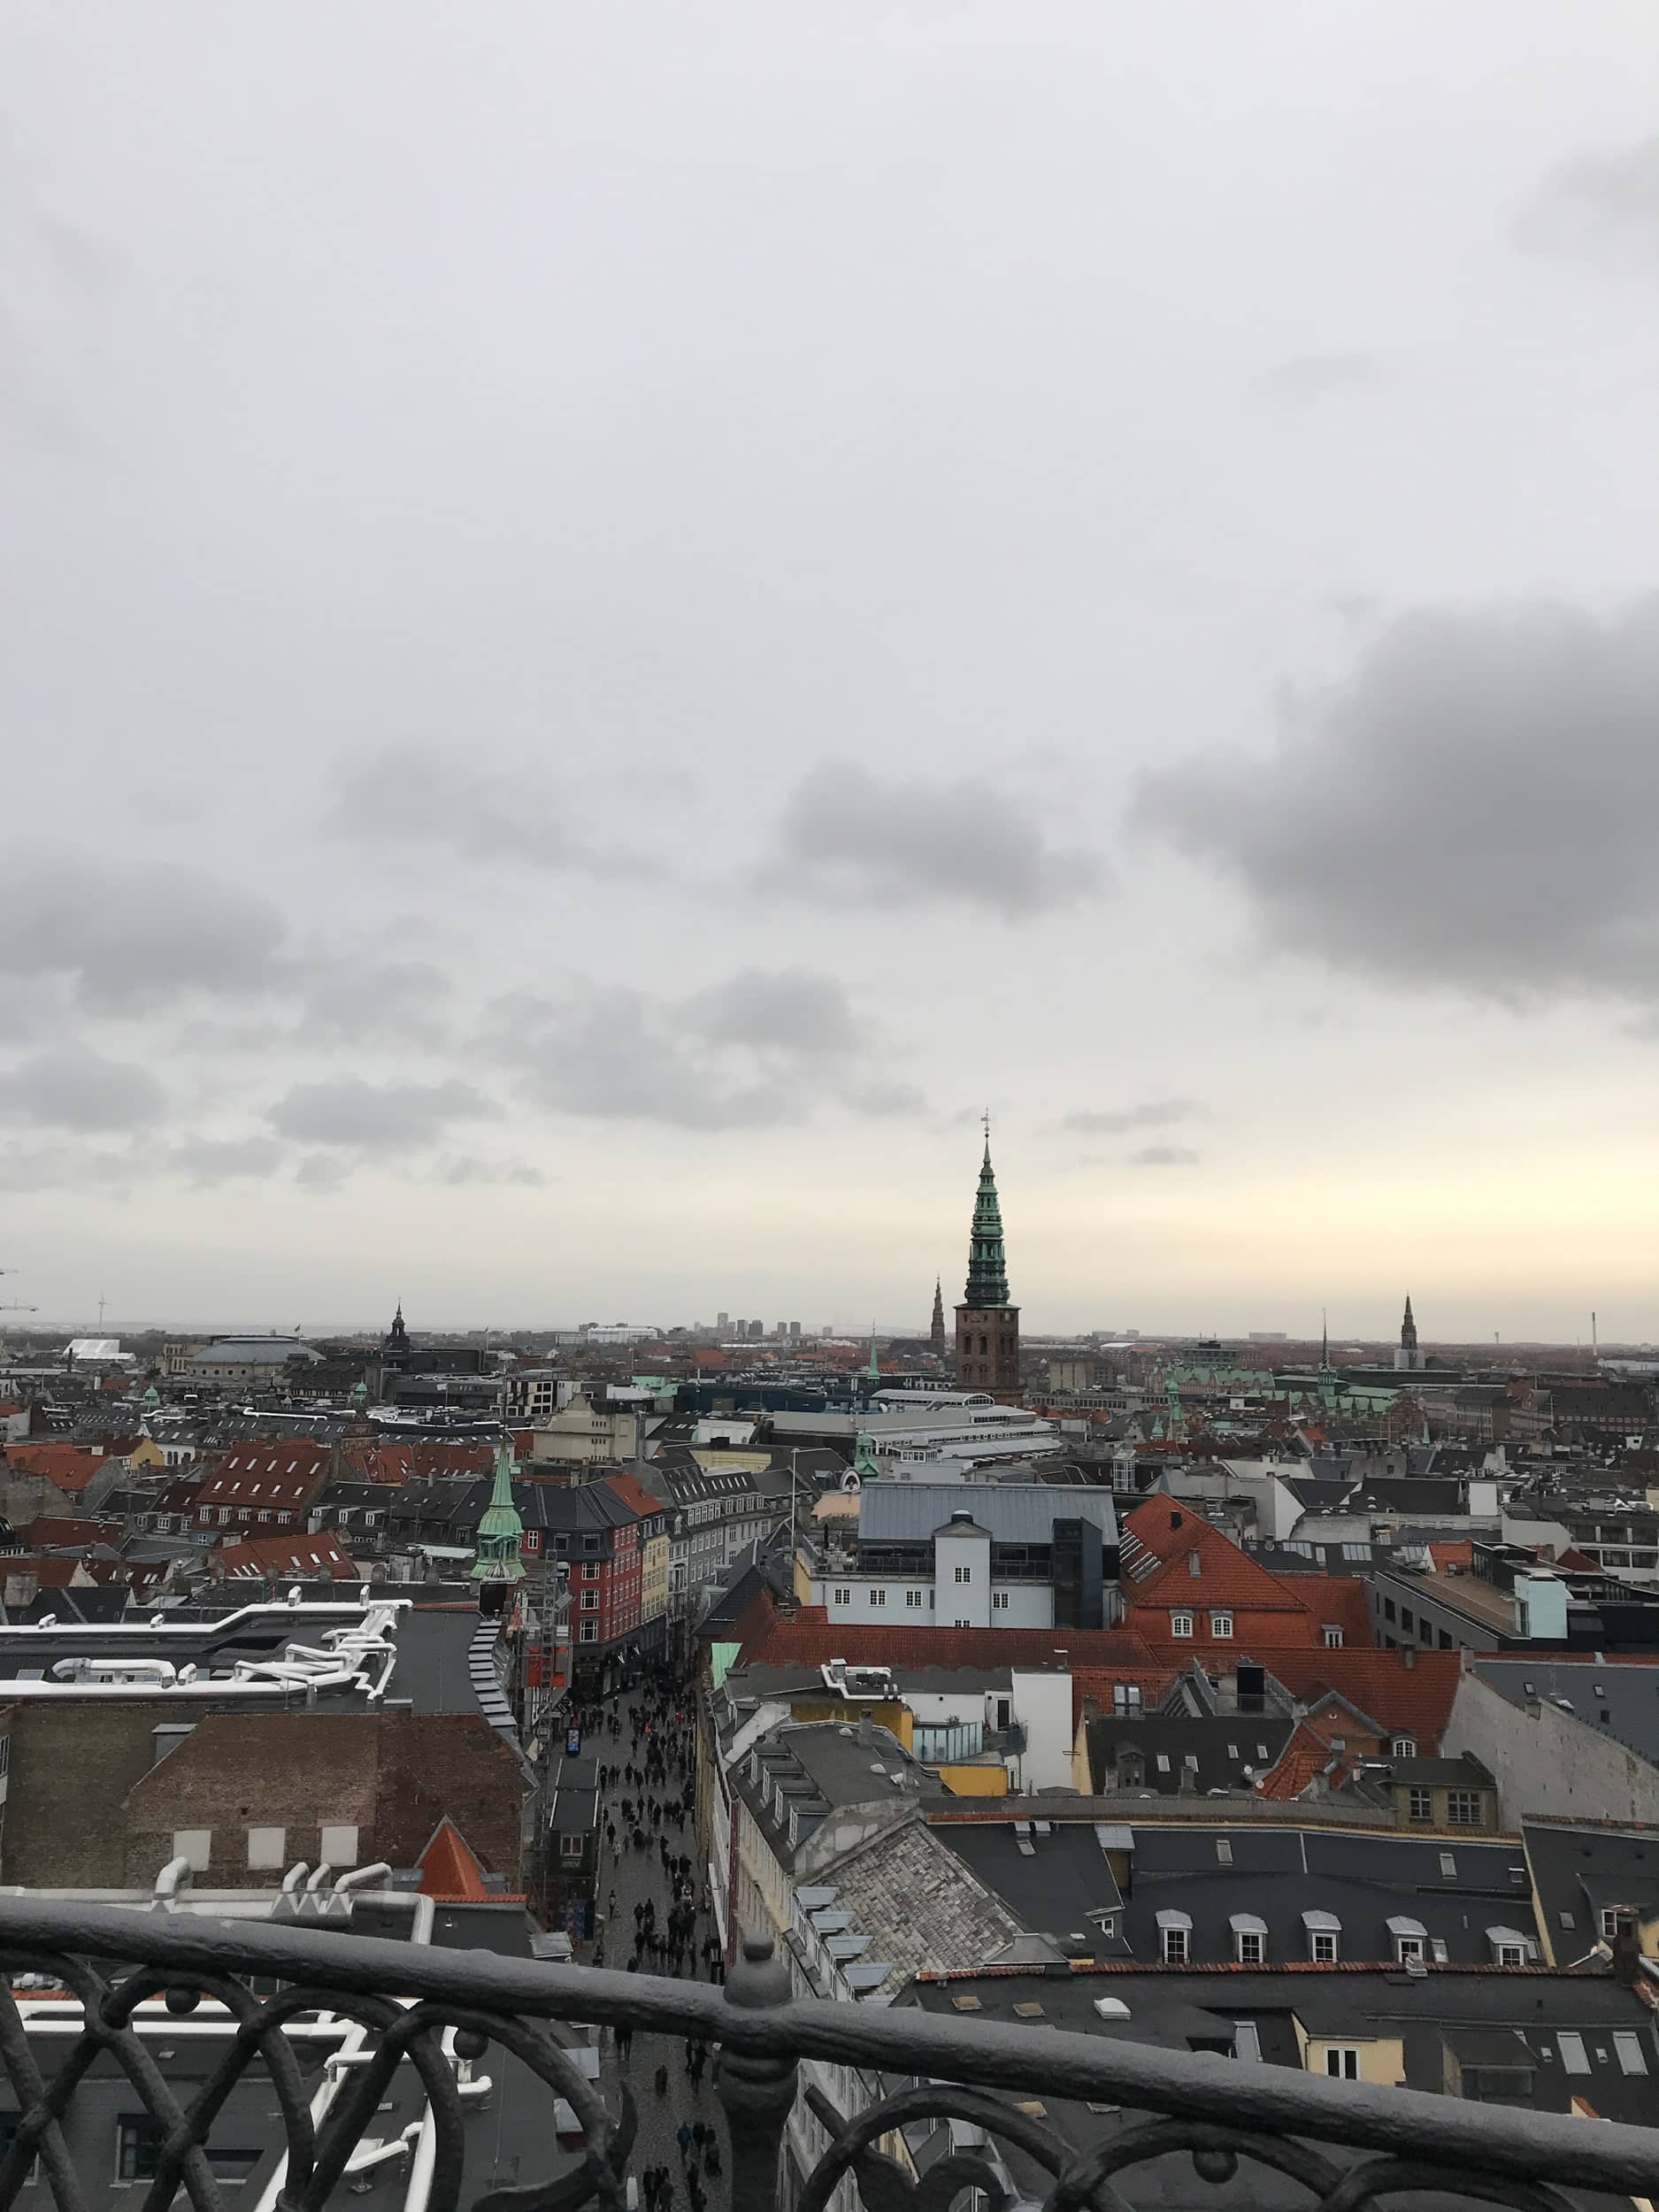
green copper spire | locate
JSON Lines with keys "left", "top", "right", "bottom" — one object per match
{"left": 963, "top": 1125, "right": 1010, "bottom": 1307}
{"left": 471, "top": 1436, "right": 525, "bottom": 1583}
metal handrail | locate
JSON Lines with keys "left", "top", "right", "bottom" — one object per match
{"left": 0, "top": 1893, "right": 1652, "bottom": 2210}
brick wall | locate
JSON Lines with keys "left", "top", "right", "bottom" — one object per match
{"left": 1, "top": 1702, "right": 172, "bottom": 1886}
{"left": 0, "top": 1704, "right": 529, "bottom": 1893}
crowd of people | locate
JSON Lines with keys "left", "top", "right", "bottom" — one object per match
{"left": 570, "top": 1661, "right": 729, "bottom": 2212}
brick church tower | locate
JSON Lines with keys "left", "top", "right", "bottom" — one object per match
{"left": 955, "top": 1125, "right": 1020, "bottom": 1394}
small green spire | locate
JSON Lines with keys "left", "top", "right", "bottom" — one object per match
{"left": 866, "top": 1327, "right": 881, "bottom": 1383}
{"left": 471, "top": 1436, "right": 525, "bottom": 1583}
{"left": 963, "top": 1124, "right": 1010, "bottom": 1308}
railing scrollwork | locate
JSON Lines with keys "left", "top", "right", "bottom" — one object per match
{"left": 0, "top": 1896, "right": 1649, "bottom": 2212}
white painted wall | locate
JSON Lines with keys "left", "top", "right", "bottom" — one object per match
{"left": 1441, "top": 1670, "right": 1659, "bottom": 1826}
{"left": 933, "top": 1522, "right": 991, "bottom": 1627}
{"left": 1008, "top": 1669, "right": 1074, "bottom": 1791}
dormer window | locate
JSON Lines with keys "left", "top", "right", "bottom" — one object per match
{"left": 1302, "top": 1910, "right": 1340, "bottom": 1962}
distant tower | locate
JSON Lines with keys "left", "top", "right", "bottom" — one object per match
{"left": 1394, "top": 1294, "right": 1424, "bottom": 1373}
{"left": 930, "top": 1278, "right": 947, "bottom": 1356}
{"left": 471, "top": 1436, "right": 525, "bottom": 1585}
{"left": 382, "top": 1302, "right": 411, "bottom": 1370}
{"left": 954, "top": 1122, "right": 1020, "bottom": 1395}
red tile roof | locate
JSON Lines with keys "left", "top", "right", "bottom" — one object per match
{"left": 1122, "top": 1502, "right": 1373, "bottom": 1651}
{"left": 14, "top": 1517, "right": 111, "bottom": 1551}
{"left": 601, "top": 1471, "right": 665, "bottom": 1522}
{"left": 1266, "top": 1647, "right": 1462, "bottom": 1749}
{"left": 214, "top": 1531, "right": 360, "bottom": 1580}
{"left": 1, "top": 1444, "right": 115, "bottom": 1494}
{"left": 743, "top": 1621, "right": 1164, "bottom": 1675}
{"left": 418, "top": 1816, "right": 494, "bottom": 1901}
{"left": 1253, "top": 1722, "right": 1340, "bottom": 1801}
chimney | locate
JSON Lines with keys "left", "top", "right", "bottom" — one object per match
{"left": 1402, "top": 1646, "right": 1417, "bottom": 1671}
{"left": 856, "top": 1712, "right": 872, "bottom": 1747}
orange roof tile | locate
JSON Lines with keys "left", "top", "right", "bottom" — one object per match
{"left": 418, "top": 1816, "right": 494, "bottom": 1901}
{"left": 745, "top": 1622, "right": 1164, "bottom": 1674}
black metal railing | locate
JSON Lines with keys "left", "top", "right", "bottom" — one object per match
{"left": 0, "top": 1894, "right": 1654, "bottom": 2212}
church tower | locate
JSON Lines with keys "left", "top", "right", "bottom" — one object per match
{"left": 954, "top": 1126, "right": 1020, "bottom": 1395}
{"left": 930, "top": 1278, "right": 947, "bottom": 1356}
{"left": 471, "top": 1436, "right": 525, "bottom": 1586}
{"left": 1394, "top": 1294, "right": 1424, "bottom": 1373}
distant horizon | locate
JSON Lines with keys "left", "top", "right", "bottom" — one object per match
{"left": 7, "top": 1314, "right": 1652, "bottom": 1358}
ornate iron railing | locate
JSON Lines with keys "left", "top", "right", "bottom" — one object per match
{"left": 0, "top": 1894, "right": 1654, "bottom": 2212}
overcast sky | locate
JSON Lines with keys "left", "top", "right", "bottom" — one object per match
{"left": 3, "top": 3, "right": 1655, "bottom": 1340}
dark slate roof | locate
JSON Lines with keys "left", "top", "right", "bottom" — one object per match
{"left": 1524, "top": 1818, "right": 1659, "bottom": 1952}
{"left": 1084, "top": 1713, "right": 1295, "bottom": 1795}
{"left": 1476, "top": 1658, "right": 1659, "bottom": 1768}
{"left": 933, "top": 1816, "right": 1538, "bottom": 1967}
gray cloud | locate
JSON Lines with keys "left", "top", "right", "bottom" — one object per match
{"left": 1136, "top": 596, "right": 1659, "bottom": 1007}
{"left": 434, "top": 1156, "right": 548, "bottom": 1187}
{"left": 762, "top": 764, "right": 1109, "bottom": 920}
{"left": 1060, "top": 1097, "right": 1204, "bottom": 1136}
{"left": 167, "top": 1136, "right": 288, "bottom": 1186}
{"left": 1249, "top": 352, "right": 1385, "bottom": 406}
{"left": 678, "top": 968, "right": 860, "bottom": 1058}
{"left": 1, "top": 862, "right": 291, "bottom": 1013}
{"left": 300, "top": 961, "right": 454, "bottom": 1046}
{"left": 0, "top": 1046, "right": 165, "bottom": 1132}
{"left": 483, "top": 967, "right": 915, "bottom": 1131}
{"left": 267, "top": 1077, "right": 502, "bottom": 1149}
{"left": 1130, "top": 1144, "right": 1201, "bottom": 1168}
{"left": 331, "top": 742, "right": 635, "bottom": 875}
{"left": 491, "top": 988, "right": 797, "bottom": 1133}
{"left": 842, "top": 1080, "right": 930, "bottom": 1119}
{"left": 1513, "top": 136, "right": 1659, "bottom": 258}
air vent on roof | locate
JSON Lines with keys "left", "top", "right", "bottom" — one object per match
{"left": 1094, "top": 1996, "right": 1131, "bottom": 2020}
{"left": 949, "top": 1993, "right": 981, "bottom": 2013}
{"left": 1013, "top": 2001, "right": 1044, "bottom": 2019}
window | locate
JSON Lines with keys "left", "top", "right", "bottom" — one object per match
{"left": 1324, "top": 2048, "right": 1360, "bottom": 2081}
{"left": 560, "top": 1832, "right": 586, "bottom": 1863}
{"left": 1170, "top": 1611, "right": 1194, "bottom": 1638}
{"left": 1322, "top": 1625, "right": 1344, "bottom": 1648}
{"left": 1210, "top": 1612, "right": 1233, "bottom": 1639}
{"left": 1395, "top": 1935, "right": 1425, "bottom": 1963}
{"left": 1113, "top": 1683, "right": 1142, "bottom": 1716}
{"left": 1495, "top": 1943, "right": 1526, "bottom": 1967}
{"left": 1162, "top": 1925, "right": 1188, "bottom": 1964}
{"left": 870, "top": 1589, "right": 886, "bottom": 1608}
{"left": 579, "top": 1623, "right": 597, "bottom": 1643}
{"left": 1233, "top": 2022, "right": 1263, "bottom": 2062}
{"left": 1446, "top": 1791, "right": 1482, "bottom": 1827}
{"left": 906, "top": 1588, "right": 923, "bottom": 1609}
{"left": 1310, "top": 1932, "right": 1338, "bottom": 1963}
{"left": 1556, "top": 2031, "right": 1591, "bottom": 2076}
{"left": 246, "top": 1826, "right": 285, "bottom": 1871}
{"left": 1601, "top": 1907, "right": 1626, "bottom": 1939}
{"left": 1439, "top": 1852, "right": 1457, "bottom": 1878}
{"left": 1236, "top": 1929, "right": 1264, "bottom": 1963}
{"left": 1392, "top": 1737, "right": 1417, "bottom": 1758}
{"left": 993, "top": 1591, "right": 1009, "bottom": 1611}
{"left": 1400, "top": 1609, "right": 1414, "bottom": 1633}
{"left": 320, "top": 1824, "right": 358, "bottom": 1867}
{"left": 580, "top": 1591, "right": 599, "bottom": 1610}
{"left": 1614, "top": 2032, "right": 1647, "bottom": 2077}
{"left": 1408, "top": 1788, "right": 1433, "bottom": 1824}
{"left": 833, "top": 1587, "right": 850, "bottom": 1606}
{"left": 1155, "top": 1753, "right": 1170, "bottom": 1772}
{"left": 116, "top": 2115, "right": 164, "bottom": 2183}
{"left": 171, "top": 1829, "right": 211, "bottom": 1872}
{"left": 1216, "top": 1839, "right": 1233, "bottom": 1864}
{"left": 954, "top": 1564, "right": 972, "bottom": 1585}
{"left": 1383, "top": 1599, "right": 1396, "bottom": 1623}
